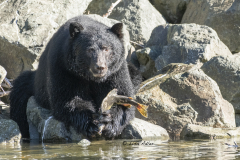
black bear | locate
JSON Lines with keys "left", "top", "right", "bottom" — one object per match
{"left": 10, "top": 15, "right": 142, "bottom": 139}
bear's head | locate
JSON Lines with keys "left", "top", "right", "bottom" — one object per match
{"left": 67, "top": 20, "right": 126, "bottom": 82}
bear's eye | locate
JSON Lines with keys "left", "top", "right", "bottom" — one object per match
{"left": 102, "top": 47, "right": 108, "bottom": 52}
{"left": 87, "top": 48, "right": 95, "bottom": 57}
{"left": 88, "top": 48, "right": 94, "bottom": 52}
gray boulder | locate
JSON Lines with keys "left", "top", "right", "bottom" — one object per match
{"left": 201, "top": 56, "right": 240, "bottom": 113}
{"left": 27, "top": 96, "right": 85, "bottom": 142}
{"left": 0, "top": 0, "right": 92, "bottom": 79}
{"left": 181, "top": 124, "right": 240, "bottom": 139}
{"left": 181, "top": 0, "right": 240, "bottom": 53}
{"left": 0, "top": 119, "right": 21, "bottom": 144}
{"left": 137, "top": 23, "right": 232, "bottom": 79}
{"left": 135, "top": 63, "right": 235, "bottom": 137}
{"left": 119, "top": 118, "right": 169, "bottom": 140}
{"left": 149, "top": 0, "right": 190, "bottom": 23}
{"left": 86, "top": 0, "right": 167, "bottom": 45}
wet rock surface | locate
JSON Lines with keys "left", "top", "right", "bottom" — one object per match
{"left": 27, "top": 96, "right": 84, "bottom": 142}
{"left": 181, "top": 124, "right": 240, "bottom": 139}
{"left": 27, "top": 97, "right": 169, "bottom": 141}
{"left": 0, "top": 119, "right": 21, "bottom": 144}
{"left": 201, "top": 56, "right": 240, "bottom": 113}
{"left": 135, "top": 63, "right": 235, "bottom": 138}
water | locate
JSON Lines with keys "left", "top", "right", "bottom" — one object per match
{"left": 1, "top": 138, "right": 240, "bottom": 159}
{"left": 42, "top": 116, "right": 53, "bottom": 141}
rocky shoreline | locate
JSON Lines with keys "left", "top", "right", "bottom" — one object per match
{"left": 0, "top": 0, "right": 240, "bottom": 144}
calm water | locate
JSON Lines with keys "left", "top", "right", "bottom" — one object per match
{"left": 1, "top": 138, "right": 240, "bottom": 160}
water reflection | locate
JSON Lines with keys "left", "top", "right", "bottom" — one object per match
{"left": 0, "top": 138, "right": 240, "bottom": 159}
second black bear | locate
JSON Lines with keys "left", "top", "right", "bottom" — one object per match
{"left": 10, "top": 15, "right": 142, "bottom": 139}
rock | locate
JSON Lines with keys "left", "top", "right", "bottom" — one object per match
{"left": 201, "top": 56, "right": 240, "bottom": 113}
{"left": 137, "top": 23, "right": 232, "bottom": 79}
{"left": 86, "top": 0, "right": 167, "bottom": 45}
{"left": 153, "top": 24, "right": 232, "bottom": 68}
{"left": 119, "top": 118, "right": 169, "bottom": 140}
{"left": 234, "top": 52, "right": 240, "bottom": 63}
{"left": 181, "top": 0, "right": 240, "bottom": 53}
{"left": 27, "top": 97, "right": 168, "bottom": 141}
{"left": 149, "top": 0, "right": 190, "bottom": 23}
{"left": 0, "top": 119, "right": 21, "bottom": 144}
{"left": 27, "top": 96, "right": 85, "bottom": 142}
{"left": 181, "top": 124, "right": 240, "bottom": 139}
{"left": 135, "top": 46, "right": 161, "bottom": 78}
{"left": 0, "top": 65, "right": 7, "bottom": 84}
{"left": 77, "top": 139, "right": 91, "bottom": 146}
{"left": 236, "top": 114, "right": 240, "bottom": 127}
{"left": 0, "top": 0, "right": 92, "bottom": 79}
{"left": 135, "top": 63, "right": 235, "bottom": 138}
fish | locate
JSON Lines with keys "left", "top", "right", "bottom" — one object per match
{"left": 101, "top": 89, "right": 148, "bottom": 118}
{"left": 96, "top": 89, "right": 148, "bottom": 135}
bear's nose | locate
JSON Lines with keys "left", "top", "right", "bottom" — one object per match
{"left": 97, "top": 66, "right": 105, "bottom": 70}
{"left": 95, "top": 64, "right": 106, "bottom": 71}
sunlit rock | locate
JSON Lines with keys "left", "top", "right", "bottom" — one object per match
{"left": 0, "top": 0, "right": 92, "bottom": 79}
{"left": 136, "top": 23, "right": 232, "bottom": 79}
{"left": 135, "top": 63, "right": 235, "bottom": 138}
{"left": 201, "top": 56, "right": 240, "bottom": 113}
{"left": 119, "top": 118, "right": 169, "bottom": 140}
{"left": 86, "top": 0, "right": 166, "bottom": 45}
{"left": 181, "top": 124, "right": 240, "bottom": 139}
{"left": 181, "top": 0, "right": 240, "bottom": 53}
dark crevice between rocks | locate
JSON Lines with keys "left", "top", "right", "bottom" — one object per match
{"left": 176, "top": 1, "right": 188, "bottom": 24}
{"left": 149, "top": 0, "right": 188, "bottom": 24}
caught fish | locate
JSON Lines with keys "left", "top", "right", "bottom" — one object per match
{"left": 101, "top": 89, "right": 148, "bottom": 118}
{"left": 96, "top": 89, "right": 149, "bottom": 135}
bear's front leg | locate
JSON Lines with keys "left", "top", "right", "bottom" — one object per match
{"left": 99, "top": 104, "right": 135, "bottom": 139}
{"left": 52, "top": 96, "right": 99, "bottom": 138}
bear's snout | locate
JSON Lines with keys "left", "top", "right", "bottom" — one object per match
{"left": 95, "top": 64, "right": 106, "bottom": 71}
{"left": 90, "top": 64, "right": 108, "bottom": 78}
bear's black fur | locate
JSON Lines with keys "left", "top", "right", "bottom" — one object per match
{"left": 10, "top": 15, "right": 142, "bottom": 139}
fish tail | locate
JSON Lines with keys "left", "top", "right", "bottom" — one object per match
{"left": 136, "top": 104, "right": 148, "bottom": 118}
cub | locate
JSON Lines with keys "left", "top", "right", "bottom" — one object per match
{"left": 10, "top": 15, "right": 142, "bottom": 139}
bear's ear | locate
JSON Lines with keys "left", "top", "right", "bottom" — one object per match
{"left": 110, "top": 23, "right": 124, "bottom": 39}
{"left": 69, "top": 22, "right": 84, "bottom": 38}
